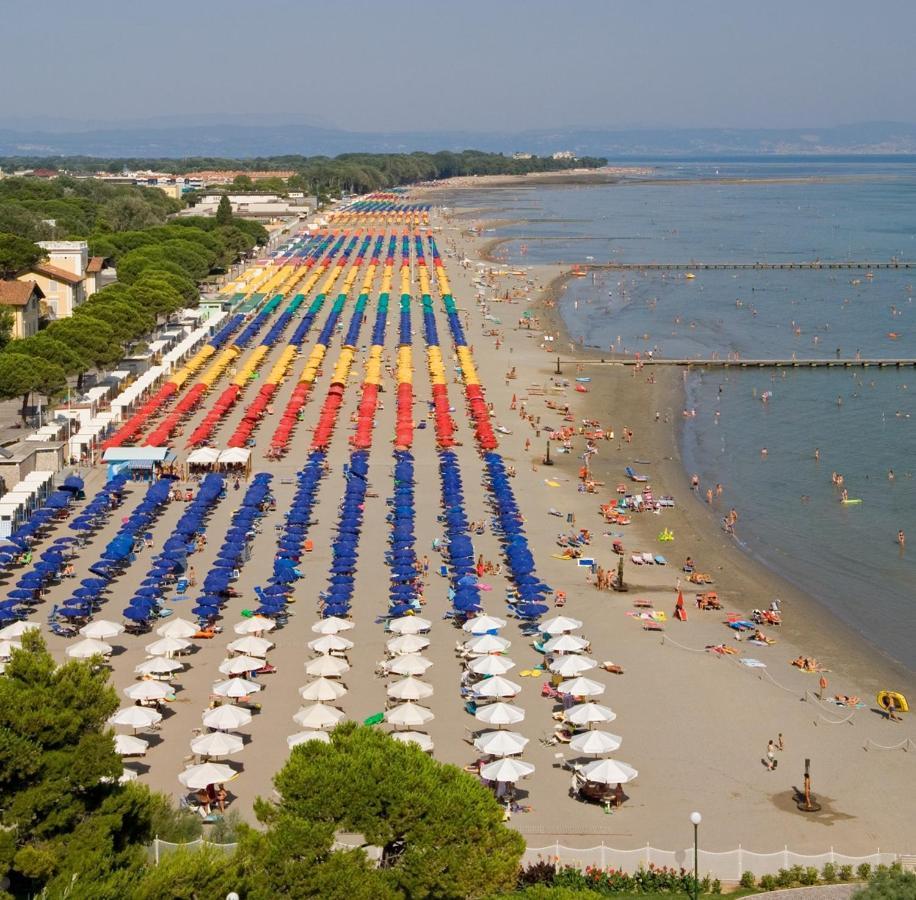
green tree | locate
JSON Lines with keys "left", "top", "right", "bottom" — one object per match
{"left": 215, "top": 194, "right": 234, "bottom": 226}
{"left": 0, "top": 353, "right": 66, "bottom": 422}
{"left": 854, "top": 867, "right": 916, "bottom": 899}
{"left": 10, "top": 334, "right": 88, "bottom": 376}
{"left": 0, "top": 232, "right": 43, "bottom": 278}
{"left": 0, "top": 307, "right": 14, "bottom": 352}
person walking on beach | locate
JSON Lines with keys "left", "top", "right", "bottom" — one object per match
{"left": 765, "top": 740, "right": 778, "bottom": 770}
{"left": 818, "top": 674, "right": 828, "bottom": 700}
{"left": 691, "top": 474, "right": 700, "bottom": 492}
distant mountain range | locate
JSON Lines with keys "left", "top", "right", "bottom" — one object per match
{"left": 1, "top": 120, "right": 916, "bottom": 159}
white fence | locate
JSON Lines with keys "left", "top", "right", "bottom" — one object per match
{"left": 521, "top": 844, "right": 897, "bottom": 880}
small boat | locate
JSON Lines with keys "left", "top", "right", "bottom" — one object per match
{"left": 877, "top": 690, "right": 909, "bottom": 713}
{"left": 841, "top": 498, "right": 862, "bottom": 505}
{"left": 685, "top": 273, "right": 696, "bottom": 280}
{"left": 654, "top": 555, "right": 667, "bottom": 565}
{"left": 575, "top": 384, "right": 588, "bottom": 393}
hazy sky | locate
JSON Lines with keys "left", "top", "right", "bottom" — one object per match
{"left": 4, "top": 0, "right": 916, "bottom": 132}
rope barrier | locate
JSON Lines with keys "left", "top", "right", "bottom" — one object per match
{"left": 659, "top": 634, "right": 706, "bottom": 653}
{"left": 864, "top": 737, "right": 916, "bottom": 752}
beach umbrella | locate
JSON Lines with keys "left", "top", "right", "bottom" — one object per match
{"left": 558, "top": 676, "right": 605, "bottom": 697}
{"left": 232, "top": 615, "right": 278, "bottom": 636}
{"left": 299, "top": 678, "right": 347, "bottom": 702}
{"left": 474, "top": 702, "right": 525, "bottom": 727}
{"left": 202, "top": 705, "right": 252, "bottom": 731}
{"left": 549, "top": 655, "right": 598, "bottom": 676}
{"left": 124, "top": 680, "right": 172, "bottom": 702}
{"left": 564, "top": 703, "right": 617, "bottom": 726}
{"left": 391, "top": 731, "right": 434, "bottom": 752}
{"left": 212, "top": 678, "right": 261, "bottom": 698}
{"left": 474, "top": 730, "right": 529, "bottom": 757}
{"left": 479, "top": 757, "right": 535, "bottom": 782}
{"left": 468, "top": 654, "right": 516, "bottom": 676}
{"left": 307, "top": 634, "right": 353, "bottom": 654}
{"left": 108, "top": 706, "right": 162, "bottom": 729}
{"left": 0, "top": 621, "right": 39, "bottom": 639}
{"left": 474, "top": 676, "right": 522, "bottom": 699}
{"left": 386, "top": 676, "right": 434, "bottom": 701}
{"left": 0, "top": 639, "right": 22, "bottom": 658}
{"left": 304, "top": 655, "right": 349, "bottom": 677}
{"left": 462, "top": 615, "right": 506, "bottom": 634}
{"left": 145, "top": 636, "right": 191, "bottom": 656}
{"left": 541, "top": 615, "right": 583, "bottom": 635}
{"left": 310, "top": 616, "right": 353, "bottom": 635}
{"left": 191, "top": 731, "right": 244, "bottom": 758}
{"left": 385, "top": 702, "right": 434, "bottom": 728}
{"left": 227, "top": 635, "right": 274, "bottom": 657}
{"left": 388, "top": 616, "right": 431, "bottom": 635}
{"left": 579, "top": 758, "right": 638, "bottom": 785}
{"left": 178, "top": 762, "right": 238, "bottom": 790}
{"left": 114, "top": 734, "right": 149, "bottom": 756}
{"left": 79, "top": 619, "right": 125, "bottom": 640}
{"left": 569, "top": 731, "right": 623, "bottom": 756}
{"left": 287, "top": 730, "right": 331, "bottom": 748}
{"left": 135, "top": 657, "right": 183, "bottom": 676}
{"left": 387, "top": 634, "right": 430, "bottom": 655}
{"left": 544, "top": 634, "right": 589, "bottom": 654}
{"left": 219, "top": 655, "right": 265, "bottom": 676}
{"left": 66, "top": 637, "right": 113, "bottom": 659}
{"left": 292, "top": 703, "right": 344, "bottom": 729}
{"left": 463, "top": 634, "right": 510, "bottom": 654}
{"left": 156, "top": 617, "right": 198, "bottom": 639}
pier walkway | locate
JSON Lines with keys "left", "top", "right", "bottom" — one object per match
{"left": 586, "top": 261, "right": 913, "bottom": 271}
{"left": 556, "top": 358, "right": 916, "bottom": 369}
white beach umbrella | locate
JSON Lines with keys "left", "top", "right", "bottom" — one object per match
{"left": 156, "top": 617, "right": 198, "bottom": 639}
{"left": 540, "top": 615, "right": 583, "bottom": 635}
{"left": 569, "top": 731, "right": 623, "bottom": 756}
{"left": 124, "top": 680, "right": 172, "bottom": 702}
{"left": 135, "top": 656, "right": 183, "bottom": 676}
{"left": 474, "top": 730, "right": 529, "bottom": 757}
{"left": 391, "top": 731, "right": 434, "bottom": 752}
{"left": 543, "top": 633, "right": 589, "bottom": 654}
{"left": 305, "top": 655, "right": 350, "bottom": 677}
{"left": 307, "top": 634, "right": 354, "bottom": 654}
{"left": 386, "top": 676, "right": 434, "bottom": 701}
{"left": 213, "top": 678, "right": 261, "bottom": 698}
{"left": 385, "top": 702, "right": 434, "bottom": 728}
{"left": 310, "top": 616, "right": 354, "bottom": 635}
{"left": 388, "top": 615, "right": 432, "bottom": 635}
{"left": 474, "top": 676, "right": 522, "bottom": 699}
{"left": 580, "top": 758, "right": 638, "bottom": 784}
{"left": 548, "top": 655, "right": 597, "bottom": 676}
{"left": 0, "top": 621, "right": 39, "bottom": 639}
{"left": 293, "top": 703, "right": 345, "bottom": 729}
{"left": 233, "top": 615, "right": 277, "bottom": 635}
{"left": 80, "top": 619, "right": 125, "bottom": 640}
{"left": 463, "top": 634, "right": 510, "bottom": 654}
{"left": 386, "top": 634, "right": 430, "bottom": 655}
{"left": 299, "top": 678, "right": 347, "bottom": 702}
{"left": 119, "top": 767, "right": 139, "bottom": 784}
{"left": 178, "top": 762, "right": 238, "bottom": 790}
{"left": 468, "top": 655, "right": 516, "bottom": 676}
{"left": 462, "top": 615, "right": 507, "bottom": 634}
{"left": 219, "top": 655, "right": 265, "bottom": 676}
{"left": 191, "top": 731, "right": 244, "bottom": 758}
{"left": 479, "top": 757, "right": 535, "bottom": 782}
{"left": 287, "top": 730, "right": 331, "bottom": 748}
{"left": 558, "top": 676, "right": 605, "bottom": 697}
{"left": 114, "top": 734, "right": 148, "bottom": 756}
{"left": 108, "top": 706, "right": 162, "bottom": 729}
{"left": 387, "top": 653, "right": 433, "bottom": 676}
{"left": 475, "top": 702, "right": 525, "bottom": 727}
{"left": 0, "top": 639, "right": 22, "bottom": 658}
{"left": 145, "top": 635, "right": 191, "bottom": 656}
{"left": 66, "top": 637, "right": 113, "bottom": 658}
{"left": 564, "top": 702, "right": 617, "bottom": 726}
{"left": 202, "top": 705, "right": 252, "bottom": 731}
{"left": 227, "top": 635, "right": 274, "bottom": 657}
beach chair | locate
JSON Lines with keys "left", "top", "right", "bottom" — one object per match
{"left": 643, "top": 621, "right": 664, "bottom": 632}
{"left": 175, "top": 578, "right": 189, "bottom": 595}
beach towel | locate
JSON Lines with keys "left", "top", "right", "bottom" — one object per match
{"left": 545, "top": 480, "right": 561, "bottom": 488}
{"left": 739, "top": 658, "right": 767, "bottom": 668}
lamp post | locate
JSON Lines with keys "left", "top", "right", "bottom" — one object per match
{"left": 689, "top": 811, "right": 702, "bottom": 900}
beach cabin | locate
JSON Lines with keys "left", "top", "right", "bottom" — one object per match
{"left": 102, "top": 446, "right": 176, "bottom": 481}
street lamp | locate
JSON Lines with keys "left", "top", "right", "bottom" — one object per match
{"left": 689, "top": 811, "right": 702, "bottom": 900}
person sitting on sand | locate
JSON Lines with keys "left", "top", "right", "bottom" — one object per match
{"left": 834, "top": 694, "right": 860, "bottom": 706}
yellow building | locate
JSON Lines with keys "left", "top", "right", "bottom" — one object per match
{"left": 0, "top": 281, "right": 43, "bottom": 338}
{"left": 22, "top": 262, "right": 85, "bottom": 319}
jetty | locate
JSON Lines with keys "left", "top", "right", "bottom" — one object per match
{"left": 556, "top": 357, "right": 916, "bottom": 370}
{"left": 587, "top": 261, "right": 913, "bottom": 271}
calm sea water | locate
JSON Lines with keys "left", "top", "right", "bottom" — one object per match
{"left": 445, "top": 160, "right": 916, "bottom": 672}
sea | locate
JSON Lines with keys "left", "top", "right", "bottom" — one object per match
{"left": 443, "top": 158, "right": 916, "bottom": 673}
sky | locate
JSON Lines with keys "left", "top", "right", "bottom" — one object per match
{"left": 4, "top": 0, "right": 916, "bottom": 133}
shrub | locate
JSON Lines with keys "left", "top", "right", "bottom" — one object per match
{"left": 759, "top": 873, "right": 778, "bottom": 891}
{"left": 740, "top": 870, "right": 757, "bottom": 889}
{"left": 711, "top": 877, "right": 722, "bottom": 893}
{"left": 822, "top": 862, "right": 837, "bottom": 882}
{"left": 839, "top": 865, "right": 854, "bottom": 881}
{"left": 854, "top": 868, "right": 916, "bottom": 899}
{"left": 518, "top": 859, "right": 558, "bottom": 887}
{"left": 858, "top": 863, "right": 873, "bottom": 880}
{"left": 800, "top": 866, "right": 820, "bottom": 886}
{"left": 775, "top": 867, "right": 794, "bottom": 888}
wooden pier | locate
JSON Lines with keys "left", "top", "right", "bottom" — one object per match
{"left": 557, "top": 358, "right": 916, "bottom": 370}
{"left": 588, "top": 261, "right": 913, "bottom": 271}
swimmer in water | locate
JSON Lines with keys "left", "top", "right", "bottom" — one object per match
{"left": 888, "top": 469, "right": 895, "bottom": 481}
{"left": 814, "top": 448, "right": 820, "bottom": 461}
{"left": 898, "top": 530, "right": 906, "bottom": 547}
{"left": 841, "top": 488, "right": 848, "bottom": 502}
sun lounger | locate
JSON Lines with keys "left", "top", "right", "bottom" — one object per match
{"left": 643, "top": 621, "right": 664, "bottom": 631}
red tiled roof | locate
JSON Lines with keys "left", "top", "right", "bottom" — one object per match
{"left": 86, "top": 256, "right": 105, "bottom": 274}
{"left": 31, "top": 263, "right": 83, "bottom": 285}
{"left": 0, "top": 280, "right": 43, "bottom": 307}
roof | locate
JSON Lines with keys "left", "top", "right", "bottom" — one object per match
{"left": 30, "top": 263, "right": 83, "bottom": 286}
{"left": 0, "top": 280, "right": 43, "bottom": 307}
{"left": 86, "top": 256, "right": 105, "bottom": 274}
{"left": 102, "top": 447, "right": 175, "bottom": 463}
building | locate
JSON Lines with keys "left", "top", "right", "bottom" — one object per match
{"left": 19, "top": 241, "right": 90, "bottom": 318}
{"left": 181, "top": 192, "right": 313, "bottom": 220}
{"left": 552, "top": 151, "right": 577, "bottom": 160}
{"left": 0, "top": 280, "right": 43, "bottom": 338}
{"left": 84, "top": 256, "right": 106, "bottom": 297}
{"left": 512, "top": 152, "right": 534, "bottom": 160}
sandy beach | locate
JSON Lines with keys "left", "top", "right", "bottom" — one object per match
{"left": 15, "top": 195, "right": 914, "bottom": 862}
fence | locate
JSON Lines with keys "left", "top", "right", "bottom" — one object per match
{"left": 149, "top": 836, "right": 897, "bottom": 880}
